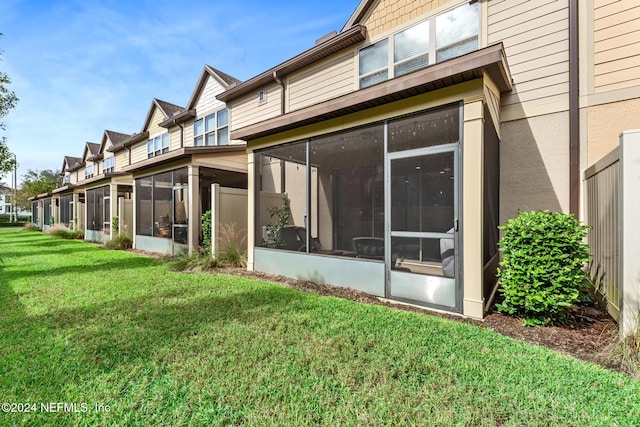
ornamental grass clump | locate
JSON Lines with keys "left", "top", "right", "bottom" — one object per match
{"left": 496, "top": 210, "right": 590, "bottom": 326}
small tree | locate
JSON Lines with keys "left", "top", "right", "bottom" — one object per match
{"left": 496, "top": 210, "right": 590, "bottom": 326}
{"left": 264, "top": 196, "right": 291, "bottom": 248}
{"left": 202, "top": 210, "right": 212, "bottom": 256}
{"left": 0, "top": 33, "right": 19, "bottom": 176}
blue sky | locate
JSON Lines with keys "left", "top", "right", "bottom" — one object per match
{"left": 0, "top": 0, "right": 360, "bottom": 184}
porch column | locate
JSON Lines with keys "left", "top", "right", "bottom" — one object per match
{"left": 187, "top": 165, "right": 200, "bottom": 254}
{"left": 72, "top": 192, "right": 79, "bottom": 229}
{"left": 131, "top": 182, "right": 136, "bottom": 247}
{"left": 247, "top": 152, "right": 255, "bottom": 271}
{"left": 110, "top": 183, "right": 118, "bottom": 238}
{"left": 462, "top": 99, "right": 485, "bottom": 318}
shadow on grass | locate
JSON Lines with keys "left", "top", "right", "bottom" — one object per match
{"left": 0, "top": 246, "right": 94, "bottom": 259}
{"left": 1, "top": 281, "right": 307, "bottom": 390}
{"left": 4, "top": 255, "right": 162, "bottom": 281}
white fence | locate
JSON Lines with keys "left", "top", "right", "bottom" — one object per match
{"left": 210, "top": 184, "right": 248, "bottom": 255}
{"left": 584, "top": 129, "right": 640, "bottom": 337}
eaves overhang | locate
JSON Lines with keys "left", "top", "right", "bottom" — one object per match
{"left": 120, "top": 145, "right": 247, "bottom": 173}
{"left": 217, "top": 24, "right": 367, "bottom": 102}
{"left": 52, "top": 184, "right": 77, "bottom": 194}
{"left": 159, "top": 109, "right": 197, "bottom": 128}
{"left": 68, "top": 161, "right": 86, "bottom": 172}
{"left": 77, "top": 172, "right": 130, "bottom": 187}
{"left": 231, "top": 43, "right": 512, "bottom": 142}
{"left": 121, "top": 132, "right": 150, "bottom": 150}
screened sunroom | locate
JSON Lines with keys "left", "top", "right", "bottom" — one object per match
{"left": 243, "top": 45, "right": 511, "bottom": 317}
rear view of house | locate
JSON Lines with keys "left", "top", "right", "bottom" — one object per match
{"left": 219, "top": 0, "right": 640, "bottom": 319}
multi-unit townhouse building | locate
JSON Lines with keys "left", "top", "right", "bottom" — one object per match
{"left": 28, "top": 0, "right": 640, "bottom": 322}
{"left": 216, "top": 0, "right": 640, "bottom": 319}
{"left": 30, "top": 65, "right": 247, "bottom": 255}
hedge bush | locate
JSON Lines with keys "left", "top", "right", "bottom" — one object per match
{"left": 496, "top": 211, "right": 590, "bottom": 326}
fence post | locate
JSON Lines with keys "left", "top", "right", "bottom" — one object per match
{"left": 621, "top": 129, "right": 640, "bottom": 338}
{"left": 211, "top": 183, "right": 220, "bottom": 256}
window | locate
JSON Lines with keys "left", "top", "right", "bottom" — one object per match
{"left": 255, "top": 124, "right": 385, "bottom": 256}
{"left": 103, "top": 156, "right": 115, "bottom": 174}
{"left": 85, "top": 164, "right": 94, "bottom": 179}
{"left": 59, "top": 194, "right": 73, "bottom": 227}
{"left": 258, "top": 91, "right": 266, "bottom": 103}
{"left": 147, "top": 133, "right": 169, "bottom": 159}
{"left": 135, "top": 167, "right": 188, "bottom": 241}
{"left": 43, "top": 200, "right": 51, "bottom": 225}
{"left": 359, "top": 2, "right": 478, "bottom": 88}
{"left": 193, "top": 108, "right": 229, "bottom": 147}
{"left": 32, "top": 201, "right": 38, "bottom": 224}
{"left": 86, "top": 186, "right": 109, "bottom": 232}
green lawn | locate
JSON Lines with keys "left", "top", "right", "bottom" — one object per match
{"left": 1, "top": 228, "right": 639, "bottom": 426}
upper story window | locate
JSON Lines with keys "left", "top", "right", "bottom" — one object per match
{"left": 63, "top": 174, "right": 71, "bottom": 184}
{"left": 103, "top": 156, "right": 115, "bottom": 174}
{"left": 194, "top": 108, "right": 229, "bottom": 147}
{"left": 359, "top": 2, "right": 479, "bottom": 89}
{"left": 85, "top": 164, "right": 94, "bottom": 179}
{"left": 147, "top": 133, "right": 169, "bottom": 159}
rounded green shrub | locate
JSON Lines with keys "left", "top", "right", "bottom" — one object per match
{"left": 496, "top": 210, "right": 590, "bottom": 326}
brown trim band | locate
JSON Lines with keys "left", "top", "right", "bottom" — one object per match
{"left": 231, "top": 44, "right": 512, "bottom": 142}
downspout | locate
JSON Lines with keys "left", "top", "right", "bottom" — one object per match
{"left": 569, "top": 0, "right": 579, "bottom": 215}
{"left": 178, "top": 122, "right": 185, "bottom": 148}
{"left": 273, "top": 71, "right": 286, "bottom": 115}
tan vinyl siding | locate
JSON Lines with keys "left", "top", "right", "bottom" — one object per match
{"left": 362, "top": 0, "right": 444, "bottom": 39}
{"left": 195, "top": 151, "right": 248, "bottom": 174}
{"left": 488, "top": 0, "right": 569, "bottom": 120}
{"left": 130, "top": 141, "right": 147, "bottom": 164}
{"left": 169, "top": 126, "right": 182, "bottom": 151}
{"left": 594, "top": 0, "right": 640, "bottom": 93}
{"left": 288, "top": 52, "right": 356, "bottom": 112}
{"left": 183, "top": 120, "right": 195, "bottom": 148}
{"left": 115, "top": 150, "right": 128, "bottom": 171}
{"left": 196, "top": 77, "right": 226, "bottom": 113}
{"left": 147, "top": 108, "right": 166, "bottom": 136}
{"left": 230, "top": 82, "right": 282, "bottom": 131}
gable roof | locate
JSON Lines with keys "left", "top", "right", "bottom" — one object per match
{"left": 100, "top": 130, "right": 131, "bottom": 154}
{"left": 186, "top": 65, "right": 241, "bottom": 110}
{"left": 61, "top": 156, "right": 82, "bottom": 173}
{"left": 341, "top": 0, "right": 375, "bottom": 32}
{"left": 81, "top": 142, "right": 101, "bottom": 163}
{"left": 140, "top": 98, "right": 186, "bottom": 133}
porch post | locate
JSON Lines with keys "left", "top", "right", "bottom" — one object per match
{"left": 247, "top": 152, "right": 255, "bottom": 271}
{"left": 72, "top": 192, "right": 79, "bottom": 229}
{"left": 462, "top": 99, "right": 485, "bottom": 318}
{"left": 110, "top": 183, "right": 118, "bottom": 239}
{"left": 187, "top": 165, "right": 200, "bottom": 254}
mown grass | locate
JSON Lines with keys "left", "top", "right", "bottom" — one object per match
{"left": 0, "top": 227, "right": 639, "bottom": 426}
